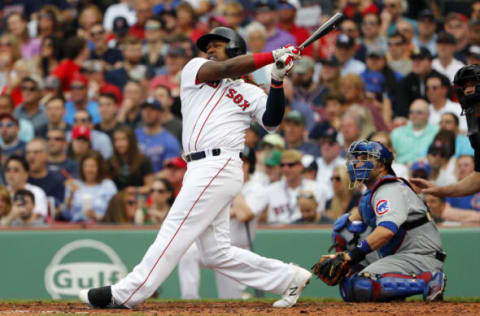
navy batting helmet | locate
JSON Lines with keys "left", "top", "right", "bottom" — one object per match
{"left": 196, "top": 27, "right": 247, "bottom": 58}
{"left": 453, "top": 64, "right": 480, "bottom": 113}
{"left": 347, "top": 140, "right": 394, "bottom": 184}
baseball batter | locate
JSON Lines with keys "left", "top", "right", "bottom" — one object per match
{"left": 79, "top": 27, "right": 311, "bottom": 308}
{"left": 312, "top": 140, "right": 447, "bottom": 302}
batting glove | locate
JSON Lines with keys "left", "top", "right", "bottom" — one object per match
{"left": 271, "top": 53, "right": 296, "bottom": 81}
{"left": 272, "top": 44, "right": 301, "bottom": 63}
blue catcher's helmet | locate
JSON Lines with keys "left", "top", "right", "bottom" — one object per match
{"left": 347, "top": 140, "right": 394, "bottom": 186}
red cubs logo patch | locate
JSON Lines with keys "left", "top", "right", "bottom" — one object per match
{"left": 226, "top": 88, "right": 251, "bottom": 111}
{"left": 375, "top": 199, "right": 390, "bottom": 216}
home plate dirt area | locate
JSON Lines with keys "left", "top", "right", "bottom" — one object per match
{"left": 0, "top": 300, "right": 479, "bottom": 315}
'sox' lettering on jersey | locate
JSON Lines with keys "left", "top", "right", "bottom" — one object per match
{"left": 375, "top": 199, "right": 391, "bottom": 216}
{"left": 226, "top": 88, "right": 251, "bottom": 111}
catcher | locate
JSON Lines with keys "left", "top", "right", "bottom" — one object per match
{"left": 312, "top": 140, "right": 447, "bottom": 302}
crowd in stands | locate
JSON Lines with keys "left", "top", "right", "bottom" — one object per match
{"left": 1, "top": 0, "right": 480, "bottom": 228}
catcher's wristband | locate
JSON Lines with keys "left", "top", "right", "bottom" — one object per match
{"left": 348, "top": 240, "right": 372, "bottom": 265}
{"left": 253, "top": 52, "right": 274, "bottom": 69}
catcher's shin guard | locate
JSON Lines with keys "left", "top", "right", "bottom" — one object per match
{"left": 340, "top": 272, "right": 434, "bottom": 302}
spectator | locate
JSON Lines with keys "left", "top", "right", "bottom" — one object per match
{"left": 425, "top": 194, "right": 480, "bottom": 224}
{"left": 381, "top": 0, "right": 416, "bottom": 36}
{"left": 245, "top": 22, "right": 271, "bottom": 87}
{"left": 36, "top": 6, "right": 61, "bottom": 40}
{"left": 47, "top": 128, "right": 79, "bottom": 179}
{"left": 62, "top": 150, "right": 117, "bottom": 222}
{"left": 263, "top": 150, "right": 283, "bottom": 184}
{"left": 0, "top": 189, "right": 45, "bottom": 226}
{"left": 290, "top": 56, "right": 327, "bottom": 129}
{"left": 77, "top": 5, "right": 103, "bottom": 40}
{"left": 0, "top": 114, "right": 26, "bottom": 165}
{"left": 64, "top": 73, "right": 101, "bottom": 126}
{"left": 245, "top": 123, "right": 261, "bottom": 150}
{"left": 309, "top": 121, "right": 346, "bottom": 200}
{"left": 95, "top": 93, "right": 122, "bottom": 139}
{"left": 361, "top": 13, "right": 388, "bottom": 54}
{"left": 26, "top": 138, "right": 65, "bottom": 206}
{"left": 52, "top": 36, "right": 90, "bottom": 91}
{"left": 340, "top": 18, "right": 367, "bottom": 62}
{"left": 277, "top": 0, "right": 314, "bottom": 57}
{"left": 0, "top": 34, "right": 20, "bottom": 99}
{"left": 152, "top": 84, "right": 182, "bottom": 144}
{"left": 283, "top": 110, "right": 321, "bottom": 158}
{"left": 387, "top": 31, "right": 412, "bottom": 76}
{"left": 467, "top": 45, "right": 480, "bottom": 65}
{"left": 370, "top": 131, "right": 409, "bottom": 178}
{"left": 425, "top": 73, "right": 465, "bottom": 132}
{"left": 39, "top": 75, "right": 62, "bottom": 107}
{"left": 323, "top": 91, "right": 345, "bottom": 131}
{"left": 0, "top": 94, "right": 33, "bottom": 146}
{"left": 395, "top": 47, "right": 441, "bottom": 117}
{"left": 470, "top": 19, "right": 480, "bottom": 47}
{"left": 89, "top": 23, "right": 123, "bottom": 69}
{"left": 67, "top": 110, "right": 113, "bottom": 159}
{"left": 253, "top": 0, "right": 296, "bottom": 52}
{"left": 143, "top": 17, "right": 167, "bottom": 76}
{"left": 432, "top": 31, "right": 465, "bottom": 82}
{"left": 301, "top": 154, "right": 318, "bottom": 181}
{"left": 396, "top": 19, "right": 415, "bottom": 52}
{"left": 105, "top": 36, "right": 149, "bottom": 90}
{"left": 135, "top": 98, "right": 181, "bottom": 172}
{"left": 67, "top": 126, "right": 92, "bottom": 162}
{"left": 160, "top": 156, "right": 187, "bottom": 197}
{"left": 103, "top": 0, "right": 137, "bottom": 32}
{"left": 439, "top": 112, "right": 474, "bottom": 157}
{"left": 472, "top": 0, "right": 480, "bottom": 20}
{"left": 36, "top": 95, "right": 69, "bottom": 138}
{"left": 0, "top": 186, "right": 12, "bottom": 223}
{"left": 143, "top": 177, "right": 175, "bottom": 225}
{"left": 38, "top": 35, "right": 63, "bottom": 79}
{"left": 117, "top": 80, "right": 145, "bottom": 129}
{"left": 253, "top": 150, "right": 325, "bottom": 224}
{"left": 174, "top": 2, "right": 204, "bottom": 43}
{"left": 339, "top": 111, "right": 362, "bottom": 151}
{"left": 128, "top": 0, "right": 154, "bottom": 40}
{"left": 334, "top": 33, "right": 366, "bottom": 76}
{"left": 425, "top": 133, "right": 457, "bottom": 186}
{"left": 342, "top": 0, "right": 379, "bottom": 24}
{"left": 109, "top": 126, "right": 154, "bottom": 194}
{"left": 444, "top": 12, "right": 470, "bottom": 63}
{"left": 102, "top": 187, "right": 142, "bottom": 224}
{"left": 445, "top": 155, "right": 480, "bottom": 211}
{"left": 109, "top": 16, "right": 131, "bottom": 50}
{"left": 4, "top": 155, "right": 48, "bottom": 220}
{"left": 5, "top": 12, "right": 41, "bottom": 59}
{"left": 324, "top": 165, "right": 362, "bottom": 220}
{"left": 14, "top": 76, "right": 47, "bottom": 135}
{"left": 220, "top": 1, "right": 245, "bottom": 33}
{"left": 413, "top": 9, "right": 438, "bottom": 56}
{"left": 318, "top": 57, "right": 341, "bottom": 97}
{"left": 391, "top": 99, "right": 439, "bottom": 164}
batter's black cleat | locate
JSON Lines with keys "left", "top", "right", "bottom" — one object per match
{"left": 79, "top": 286, "right": 126, "bottom": 309}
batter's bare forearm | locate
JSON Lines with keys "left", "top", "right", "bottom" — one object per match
{"left": 196, "top": 55, "right": 260, "bottom": 83}
{"left": 442, "top": 172, "right": 480, "bottom": 197}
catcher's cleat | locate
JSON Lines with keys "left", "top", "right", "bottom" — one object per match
{"left": 423, "top": 272, "right": 446, "bottom": 302}
{"left": 79, "top": 286, "right": 126, "bottom": 309}
{"left": 272, "top": 264, "right": 312, "bottom": 308}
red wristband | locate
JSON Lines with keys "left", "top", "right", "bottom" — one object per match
{"left": 253, "top": 52, "right": 274, "bottom": 69}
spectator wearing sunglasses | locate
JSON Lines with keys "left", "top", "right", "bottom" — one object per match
{"left": 13, "top": 76, "right": 47, "bottom": 135}
{"left": 0, "top": 94, "right": 33, "bottom": 147}
{"left": 47, "top": 128, "right": 79, "bottom": 179}
{"left": 0, "top": 114, "right": 26, "bottom": 165}
{"left": 426, "top": 131, "right": 457, "bottom": 186}
{"left": 89, "top": 23, "right": 123, "bottom": 69}
{"left": 64, "top": 73, "right": 101, "bottom": 126}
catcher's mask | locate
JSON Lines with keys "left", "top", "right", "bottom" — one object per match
{"left": 453, "top": 64, "right": 480, "bottom": 115}
{"left": 347, "top": 140, "right": 394, "bottom": 188}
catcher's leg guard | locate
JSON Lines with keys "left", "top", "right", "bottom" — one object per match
{"left": 340, "top": 272, "right": 434, "bottom": 302}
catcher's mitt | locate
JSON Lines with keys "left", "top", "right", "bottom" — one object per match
{"left": 312, "top": 252, "right": 350, "bottom": 286}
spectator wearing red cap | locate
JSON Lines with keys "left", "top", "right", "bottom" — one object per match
{"left": 51, "top": 37, "right": 90, "bottom": 91}
{"left": 68, "top": 125, "right": 92, "bottom": 162}
{"left": 159, "top": 156, "right": 187, "bottom": 197}
{"left": 444, "top": 12, "right": 471, "bottom": 63}
{"left": 67, "top": 110, "right": 113, "bottom": 159}
{"left": 64, "top": 73, "right": 101, "bottom": 126}
{"left": 0, "top": 113, "right": 26, "bottom": 165}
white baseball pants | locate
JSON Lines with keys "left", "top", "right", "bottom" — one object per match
{"left": 111, "top": 155, "right": 295, "bottom": 307}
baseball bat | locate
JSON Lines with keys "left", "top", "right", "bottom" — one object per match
{"left": 275, "top": 12, "right": 345, "bottom": 68}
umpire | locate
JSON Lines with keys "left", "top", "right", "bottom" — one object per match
{"left": 413, "top": 64, "right": 480, "bottom": 196}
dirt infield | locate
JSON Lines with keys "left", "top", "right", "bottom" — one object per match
{"left": 0, "top": 300, "right": 479, "bottom": 316}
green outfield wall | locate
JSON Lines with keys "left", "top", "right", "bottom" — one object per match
{"left": 0, "top": 227, "right": 478, "bottom": 299}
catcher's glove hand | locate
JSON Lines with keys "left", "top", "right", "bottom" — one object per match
{"left": 311, "top": 252, "right": 350, "bottom": 286}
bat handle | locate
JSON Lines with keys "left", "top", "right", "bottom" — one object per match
{"left": 275, "top": 45, "right": 305, "bottom": 69}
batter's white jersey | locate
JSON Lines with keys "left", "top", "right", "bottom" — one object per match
{"left": 252, "top": 178, "right": 326, "bottom": 224}
{"left": 180, "top": 57, "right": 275, "bottom": 154}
